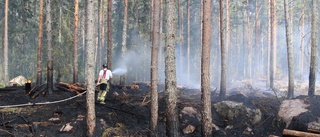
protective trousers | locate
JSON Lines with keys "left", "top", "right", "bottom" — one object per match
{"left": 97, "top": 79, "right": 109, "bottom": 102}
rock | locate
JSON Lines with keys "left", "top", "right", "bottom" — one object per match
{"left": 60, "top": 123, "right": 73, "bottom": 132}
{"left": 277, "top": 99, "right": 309, "bottom": 128}
{"left": 225, "top": 125, "right": 233, "bottom": 130}
{"left": 9, "top": 75, "right": 27, "bottom": 86}
{"left": 182, "top": 124, "right": 195, "bottom": 134}
{"left": 213, "top": 101, "right": 262, "bottom": 125}
{"left": 288, "top": 112, "right": 317, "bottom": 131}
{"left": 181, "top": 107, "right": 198, "bottom": 117}
{"left": 48, "top": 117, "right": 60, "bottom": 121}
{"left": 243, "top": 127, "right": 253, "bottom": 135}
{"left": 308, "top": 120, "right": 320, "bottom": 131}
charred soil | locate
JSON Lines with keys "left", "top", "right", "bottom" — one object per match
{"left": 0, "top": 82, "right": 319, "bottom": 137}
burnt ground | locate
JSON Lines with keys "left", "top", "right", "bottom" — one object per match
{"left": 0, "top": 81, "right": 320, "bottom": 137}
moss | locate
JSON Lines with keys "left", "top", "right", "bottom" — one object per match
{"left": 0, "top": 84, "right": 5, "bottom": 88}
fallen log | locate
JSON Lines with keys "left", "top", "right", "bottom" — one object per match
{"left": 58, "top": 82, "right": 86, "bottom": 91}
{"left": 112, "top": 84, "right": 140, "bottom": 90}
{"left": 0, "top": 119, "right": 16, "bottom": 126}
{"left": 14, "top": 122, "right": 51, "bottom": 128}
{"left": 308, "top": 128, "right": 320, "bottom": 134}
{"left": 56, "top": 86, "right": 82, "bottom": 95}
{"left": 283, "top": 129, "right": 320, "bottom": 137}
{"left": 0, "top": 87, "right": 17, "bottom": 91}
{"left": 27, "top": 84, "right": 47, "bottom": 99}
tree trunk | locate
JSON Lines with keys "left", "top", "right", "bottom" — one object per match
{"left": 59, "top": 2, "right": 62, "bottom": 48}
{"left": 226, "top": 0, "right": 231, "bottom": 78}
{"left": 267, "top": 0, "right": 271, "bottom": 86}
{"left": 202, "top": 0, "right": 212, "bottom": 136}
{"left": 4, "top": 0, "right": 9, "bottom": 86}
{"left": 255, "top": 0, "right": 261, "bottom": 77}
{"left": 81, "top": 8, "right": 86, "bottom": 76}
{"left": 46, "top": 0, "right": 53, "bottom": 94}
{"left": 284, "top": 0, "right": 294, "bottom": 98}
{"left": 86, "top": 0, "right": 96, "bottom": 136}
{"left": 95, "top": 0, "right": 102, "bottom": 73}
{"left": 242, "top": 6, "right": 246, "bottom": 78}
{"left": 73, "top": 0, "right": 79, "bottom": 83}
{"left": 178, "top": 1, "right": 184, "bottom": 80}
{"left": 120, "top": 0, "right": 128, "bottom": 86}
{"left": 107, "top": 0, "right": 113, "bottom": 70}
{"left": 220, "top": 0, "right": 226, "bottom": 100}
{"left": 100, "top": 0, "right": 105, "bottom": 62}
{"left": 37, "top": 0, "right": 44, "bottom": 85}
{"left": 150, "top": 0, "right": 153, "bottom": 42}
{"left": 159, "top": 0, "right": 164, "bottom": 83}
{"left": 269, "top": 0, "right": 276, "bottom": 89}
{"left": 308, "top": 0, "right": 317, "bottom": 97}
{"left": 150, "top": 0, "right": 160, "bottom": 135}
{"left": 246, "top": 0, "right": 252, "bottom": 80}
{"left": 165, "top": 0, "right": 179, "bottom": 136}
{"left": 187, "top": 0, "right": 190, "bottom": 85}
{"left": 299, "top": 0, "right": 305, "bottom": 80}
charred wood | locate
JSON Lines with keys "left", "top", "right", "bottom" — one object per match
{"left": 27, "top": 84, "right": 46, "bottom": 99}
{"left": 283, "top": 129, "right": 320, "bottom": 137}
{"left": 308, "top": 128, "right": 320, "bottom": 134}
{"left": 58, "top": 82, "right": 86, "bottom": 91}
{"left": 0, "top": 87, "right": 17, "bottom": 91}
{"left": 56, "top": 82, "right": 85, "bottom": 95}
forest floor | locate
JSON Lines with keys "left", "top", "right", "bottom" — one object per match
{"left": 0, "top": 79, "right": 320, "bottom": 137}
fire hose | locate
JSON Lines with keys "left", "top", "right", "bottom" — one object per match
{"left": 0, "top": 90, "right": 87, "bottom": 108}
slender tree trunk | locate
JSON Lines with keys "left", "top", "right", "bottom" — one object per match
{"left": 37, "top": 0, "right": 44, "bottom": 85}
{"left": 82, "top": 9, "right": 86, "bottom": 75}
{"left": 267, "top": 0, "right": 271, "bottom": 86}
{"left": 179, "top": 1, "right": 184, "bottom": 78}
{"left": 150, "top": 0, "right": 153, "bottom": 42}
{"left": 59, "top": 2, "right": 62, "bottom": 48}
{"left": 187, "top": 0, "right": 190, "bottom": 85}
{"left": 120, "top": 0, "right": 128, "bottom": 86}
{"left": 165, "top": 0, "right": 179, "bottom": 136}
{"left": 236, "top": 11, "right": 241, "bottom": 79}
{"left": 300, "top": 0, "right": 305, "bottom": 80}
{"left": 246, "top": 0, "right": 252, "bottom": 80}
{"left": 4, "top": 0, "right": 9, "bottom": 86}
{"left": 86, "top": 0, "right": 96, "bottom": 136}
{"left": 73, "top": 0, "right": 79, "bottom": 83}
{"left": 46, "top": 0, "right": 53, "bottom": 94}
{"left": 96, "top": 0, "right": 101, "bottom": 74}
{"left": 202, "top": 0, "right": 212, "bottom": 136}
{"left": 159, "top": 0, "right": 164, "bottom": 83}
{"left": 284, "top": 0, "right": 294, "bottom": 98}
{"left": 242, "top": 6, "right": 246, "bottom": 78}
{"left": 269, "top": 0, "right": 276, "bottom": 89}
{"left": 107, "top": 0, "right": 113, "bottom": 70}
{"left": 100, "top": 0, "right": 105, "bottom": 61}
{"left": 220, "top": 0, "right": 226, "bottom": 100}
{"left": 150, "top": 0, "right": 160, "bottom": 135}
{"left": 226, "top": 0, "right": 231, "bottom": 78}
{"left": 134, "top": 0, "right": 139, "bottom": 82}
{"left": 255, "top": 0, "right": 261, "bottom": 77}
{"left": 308, "top": 0, "right": 317, "bottom": 97}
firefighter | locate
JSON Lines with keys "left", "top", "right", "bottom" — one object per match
{"left": 96, "top": 63, "right": 113, "bottom": 104}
